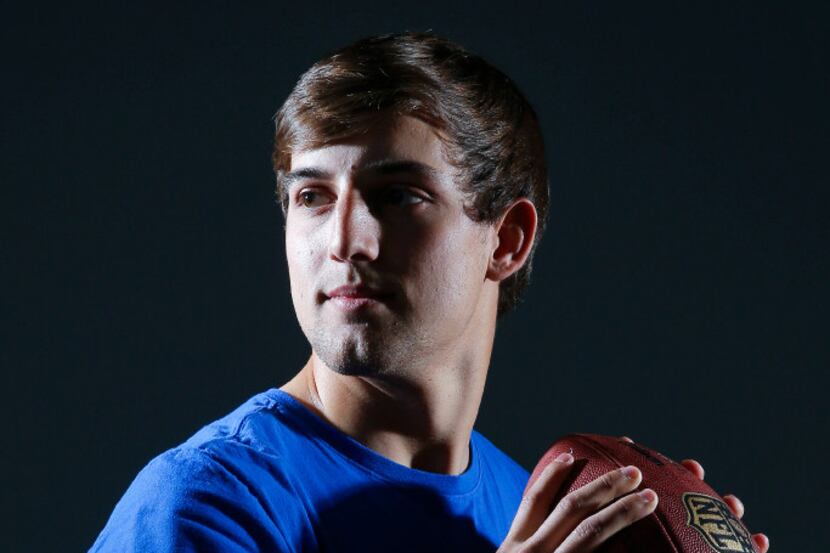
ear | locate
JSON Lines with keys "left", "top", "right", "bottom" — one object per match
{"left": 486, "top": 198, "right": 538, "bottom": 282}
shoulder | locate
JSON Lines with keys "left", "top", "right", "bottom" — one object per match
{"left": 90, "top": 390, "right": 310, "bottom": 552}
{"left": 183, "top": 388, "right": 293, "bottom": 453}
{"left": 90, "top": 444, "right": 302, "bottom": 552}
{"left": 90, "top": 446, "right": 275, "bottom": 552}
{"left": 114, "top": 445, "right": 256, "bottom": 504}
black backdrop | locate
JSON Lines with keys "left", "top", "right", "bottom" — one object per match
{"left": 4, "top": 2, "right": 828, "bottom": 551}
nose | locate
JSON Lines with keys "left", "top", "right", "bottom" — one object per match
{"left": 328, "top": 189, "right": 380, "bottom": 263}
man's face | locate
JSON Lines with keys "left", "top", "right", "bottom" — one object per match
{"left": 284, "top": 116, "right": 497, "bottom": 378}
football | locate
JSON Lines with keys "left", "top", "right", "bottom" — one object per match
{"left": 526, "top": 434, "right": 758, "bottom": 553}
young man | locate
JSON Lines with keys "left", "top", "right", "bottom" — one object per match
{"left": 91, "top": 32, "right": 768, "bottom": 552}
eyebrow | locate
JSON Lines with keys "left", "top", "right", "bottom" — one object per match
{"left": 281, "top": 167, "right": 332, "bottom": 190}
{"left": 282, "top": 159, "right": 442, "bottom": 191}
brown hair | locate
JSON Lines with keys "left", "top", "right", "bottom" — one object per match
{"left": 272, "top": 32, "right": 549, "bottom": 316}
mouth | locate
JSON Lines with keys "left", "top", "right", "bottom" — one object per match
{"left": 328, "top": 296, "right": 383, "bottom": 310}
{"left": 323, "top": 285, "right": 394, "bottom": 311}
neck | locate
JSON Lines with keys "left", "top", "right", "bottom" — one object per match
{"left": 280, "top": 301, "right": 497, "bottom": 475}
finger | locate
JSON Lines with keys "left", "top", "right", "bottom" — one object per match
{"left": 752, "top": 533, "right": 769, "bottom": 553}
{"left": 531, "top": 465, "right": 643, "bottom": 550}
{"left": 680, "top": 458, "right": 705, "bottom": 480}
{"left": 620, "top": 436, "right": 634, "bottom": 443}
{"left": 555, "top": 489, "right": 659, "bottom": 553}
{"left": 508, "top": 453, "right": 576, "bottom": 541}
{"left": 723, "top": 494, "right": 745, "bottom": 519}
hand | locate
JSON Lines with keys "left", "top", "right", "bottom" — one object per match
{"left": 498, "top": 453, "right": 657, "bottom": 552}
{"left": 620, "top": 436, "right": 770, "bottom": 553}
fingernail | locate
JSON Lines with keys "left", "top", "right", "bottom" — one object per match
{"left": 639, "top": 489, "right": 657, "bottom": 503}
{"left": 621, "top": 465, "right": 640, "bottom": 479}
{"left": 555, "top": 453, "right": 573, "bottom": 464}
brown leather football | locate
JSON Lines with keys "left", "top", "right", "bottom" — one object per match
{"left": 526, "top": 434, "right": 758, "bottom": 553}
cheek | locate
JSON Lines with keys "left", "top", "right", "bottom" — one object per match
{"left": 408, "top": 225, "right": 490, "bottom": 312}
{"left": 285, "top": 222, "right": 323, "bottom": 307}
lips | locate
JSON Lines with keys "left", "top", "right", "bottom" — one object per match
{"left": 324, "top": 284, "right": 393, "bottom": 311}
{"left": 325, "top": 285, "right": 390, "bottom": 301}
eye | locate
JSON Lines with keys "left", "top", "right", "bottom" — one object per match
{"left": 384, "top": 187, "right": 425, "bottom": 206}
{"left": 297, "top": 189, "right": 331, "bottom": 208}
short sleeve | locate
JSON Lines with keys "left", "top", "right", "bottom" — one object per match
{"left": 89, "top": 447, "right": 293, "bottom": 553}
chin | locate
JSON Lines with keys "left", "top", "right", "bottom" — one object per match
{"left": 311, "top": 331, "right": 387, "bottom": 376}
{"left": 308, "top": 313, "right": 426, "bottom": 378}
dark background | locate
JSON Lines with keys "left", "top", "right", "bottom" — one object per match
{"left": 4, "top": 2, "right": 828, "bottom": 551}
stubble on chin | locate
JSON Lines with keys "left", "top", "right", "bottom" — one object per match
{"left": 314, "top": 334, "right": 376, "bottom": 376}
{"left": 308, "top": 316, "right": 418, "bottom": 378}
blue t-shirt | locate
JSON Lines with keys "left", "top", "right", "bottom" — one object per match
{"left": 90, "top": 388, "right": 529, "bottom": 552}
